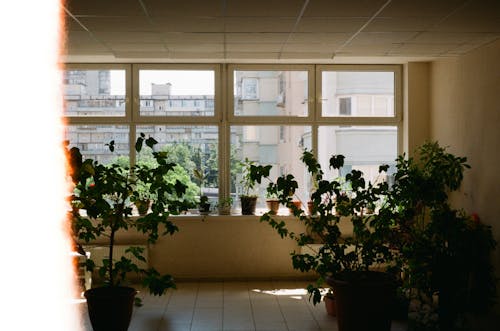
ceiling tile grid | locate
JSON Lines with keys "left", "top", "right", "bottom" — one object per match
{"left": 63, "top": 0, "right": 500, "bottom": 61}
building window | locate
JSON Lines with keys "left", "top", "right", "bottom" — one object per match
{"left": 63, "top": 63, "right": 401, "bottom": 215}
{"left": 339, "top": 97, "right": 351, "bottom": 115}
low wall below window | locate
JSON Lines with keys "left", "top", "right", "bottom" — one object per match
{"left": 83, "top": 215, "right": 327, "bottom": 281}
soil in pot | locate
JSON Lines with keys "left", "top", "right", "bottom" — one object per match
{"left": 327, "top": 271, "right": 396, "bottom": 331}
{"left": 240, "top": 196, "right": 257, "bottom": 215}
{"left": 84, "top": 286, "right": 137, "bottom": 331}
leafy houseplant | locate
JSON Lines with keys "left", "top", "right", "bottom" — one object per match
{"left": 378, "top": 142, "right": 497, "bottom": 330}
{"left": 194, "top": 167, "right": 210, "bottom": 215}
{"left": 252, "top": 150, "right": 397, "bottom": 331}
{"left": 216, "top": 197, "right": 233, "bottom": 215}
{"left": 239, "top": 158, "right": 271, "bottom": 215}
{"left": 68, "top": 133, "right": 191, "bottom": 331}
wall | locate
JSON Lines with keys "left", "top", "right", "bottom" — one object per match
{"left": 404, "top": 62, "right": 430, "bottom": 156}
{"left": 429, "top": 39, "right": 500, "bottom": 313}
{"left": 85, "top": 216, "right": 316, "bottom": 280}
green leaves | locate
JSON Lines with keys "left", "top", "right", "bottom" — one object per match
{"left": 67, "top": 132, "right": 188, "bottom": 294}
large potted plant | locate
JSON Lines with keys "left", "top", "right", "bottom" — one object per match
{"left": 378, "top": 142, "right": 497, "bottom": 330}
{"left": 253, "top": 150, "right": 398, "bottom": 331}
{"left": 67, "top": 133, "right": 191, "bottom": 331}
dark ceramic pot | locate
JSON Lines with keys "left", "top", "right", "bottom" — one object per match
{"left": 84, "top": 286, "right": 137, "bottom": 331}
{"left": 327, "top": 271, "right": 396, "bottom": 331}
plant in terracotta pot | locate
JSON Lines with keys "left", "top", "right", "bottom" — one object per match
{"left": 253, "top": 150, "right": 398, "bottom": 331}
{"left": 67, "top": 133, "right": 191, "bottom": 331}
{"left": 265, "top": 192, "right": 280, "bottom": 215}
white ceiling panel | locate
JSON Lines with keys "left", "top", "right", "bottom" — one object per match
{"left": 225, "top": 33, "right": 288, "bottom": 44}
{"left": 67, "top": 0, "right": 145, "bottom": 16}
{"left": 226, "top": 43, "right": 283, "bottom": 52}
{"left": 63, "top": 0, "right": 500, "bottom": 62}
{"left": 225, "top": 0, "right": 305, "bottom": 17}
{"left": 162, "top": 33, "right": 224, "bottom": 43}
{"left": 153, "top": 17, "right": 224, "bottom": 33}
{"left": 76, "top": 16, "right": 157, "bottom": 32}
{"left": 297, "top": 18, "right": 367, "bottom": 33}
{"left": 143, "top": 0, "right": 223, "bottom": 17}
{"left": 224, "top": 17, "right": 296, "bottom": 33}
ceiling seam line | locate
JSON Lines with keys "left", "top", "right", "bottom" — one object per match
{"left": 138, "top": 0, "right": 170, "bottom": 54}
{"left": 278, "top": 0, "right": 310, "bottom": 60}
{"left": 331, "top": 0, "right": 392, "bottom": 59}
{"left": 62, "top": 5, "right": 117, "bottom": 57}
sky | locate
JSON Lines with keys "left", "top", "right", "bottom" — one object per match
{"left": 111, "top": 70, "right": 215, "bottom": 96}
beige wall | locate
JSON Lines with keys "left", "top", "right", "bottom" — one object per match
{"left": 429, "top": 39, "right": 500, "bottom": 312}
{"left": 404, "top": 62, "right": 431, "bottom": 156}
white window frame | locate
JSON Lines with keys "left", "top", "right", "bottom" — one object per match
{"left": 63, "top": 63, "right": 403, "bottom": 214}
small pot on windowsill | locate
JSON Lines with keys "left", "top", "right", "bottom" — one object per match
{"left": 266, "top": 199, "right": 280, "bottom": 215}
{"left": 134, "top": 199, "right": 150, "bottom": 216}
{"left": 240, "top": 195, "right": 257, "bottom": 215}
{"left": 288, "top": 200, "right": 302, "bottom": 214}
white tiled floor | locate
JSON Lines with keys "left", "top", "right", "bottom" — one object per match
{"left": 78, "top": 280, "right": 408, "bottom": 331}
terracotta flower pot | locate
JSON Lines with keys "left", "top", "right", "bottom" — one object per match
{"left": 324, "top": 294, "right": 336, "bottom": 316}
{"left": 266, "top": 199, "right": 280, "bottom": 214}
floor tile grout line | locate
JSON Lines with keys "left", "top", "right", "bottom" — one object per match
{"left": 272, "top": 280, "right": 291, "bottom": 331}
{"left": 189, "top": 281, "right": 200, "bottom": 331}
{"left": 156, "top": 288, "right": 173, "bottom": 331}
{"left": 245, "top": 280, "right": 258, "bottom": 331}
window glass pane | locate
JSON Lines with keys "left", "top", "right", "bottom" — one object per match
{"left": 231, "top": 125, "right": 311, "bottom": 214}
{"left": 318, "top": 126, "right": 397, "bottom": 186}
{"left": 64, "top": 125, "right": 129, "bottom": 165}
{"left": 136, "top": 125, "right": 218, "bottom": 208}
{"left": 139, "top": 70, "right": 214, "bottom": 116}
{"left": 63, "top": 70, "right": 126, "bottom": 116}
{"left": 234, "top": 70, "right": 308, "bottom": 117}
{"left": 322, "top": 71, "right": 394, "bottom": 117}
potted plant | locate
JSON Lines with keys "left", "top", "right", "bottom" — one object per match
{"left": 253, "top": 150, "right": 398, "bottom": 331}
{"left": 265, "top": 192, "right": 280, "bottom": 215}
{"left": 194, "top": 167, "right": 211, "bottom": 215}
{"left": 239, "top": 158, "right": 270, "bottom": 215}
{"left": 378, "top": 142, "right": 497, "bottom": 330}
{"left": 131, "top": 181, "right": 153, "bottom": 216}
{"left": 67, "top": 133, "right": 191, "bottom": 331}
{"left": 216, "top": 197, "right": 233, "bottom": 215}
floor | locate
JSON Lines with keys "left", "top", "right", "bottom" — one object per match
{"left": 78, "top": 280, "right": 408, "bottom": 331}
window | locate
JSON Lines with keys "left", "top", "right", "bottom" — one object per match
{"left": 321, "top": 71, "right": 395, "bottom": 117}
{"left": 233, "top": 69, "right": 309, "bottom": 117}
{"left": 63, "top": 63, "right": 401, "bottom": 215}
{"left": 339, "top": 97, "right": 351, "bottom": 115}
{"left": 63, "top": 69, "right": 126, "bottom": 117}
{"left": 138, "top": 69, "right": 215, "bottom": 117}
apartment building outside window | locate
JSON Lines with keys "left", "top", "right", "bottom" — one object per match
{"left": 63, "top": 64, "right": 402, "bottom": 214}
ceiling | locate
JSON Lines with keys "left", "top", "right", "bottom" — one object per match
{"left": 63, "top": 0, "right": 500, "bottom": 63}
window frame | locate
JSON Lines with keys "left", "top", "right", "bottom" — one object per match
{"left": 63, "top": 63, "right": 403, "bottom": 214}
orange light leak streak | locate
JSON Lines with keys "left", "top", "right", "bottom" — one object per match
{"left": 0, "top": 0, "right": 81, "bottom": 330}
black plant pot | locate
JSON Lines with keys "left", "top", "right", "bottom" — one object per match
{"left": 240, "top": 196, "right": 257, "bottom": 215}
{"left": 84, "top": 286, "right": 137, "bottom": 331}
{"left": 327, "top": 271, "right": 396, "bottom": 331}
